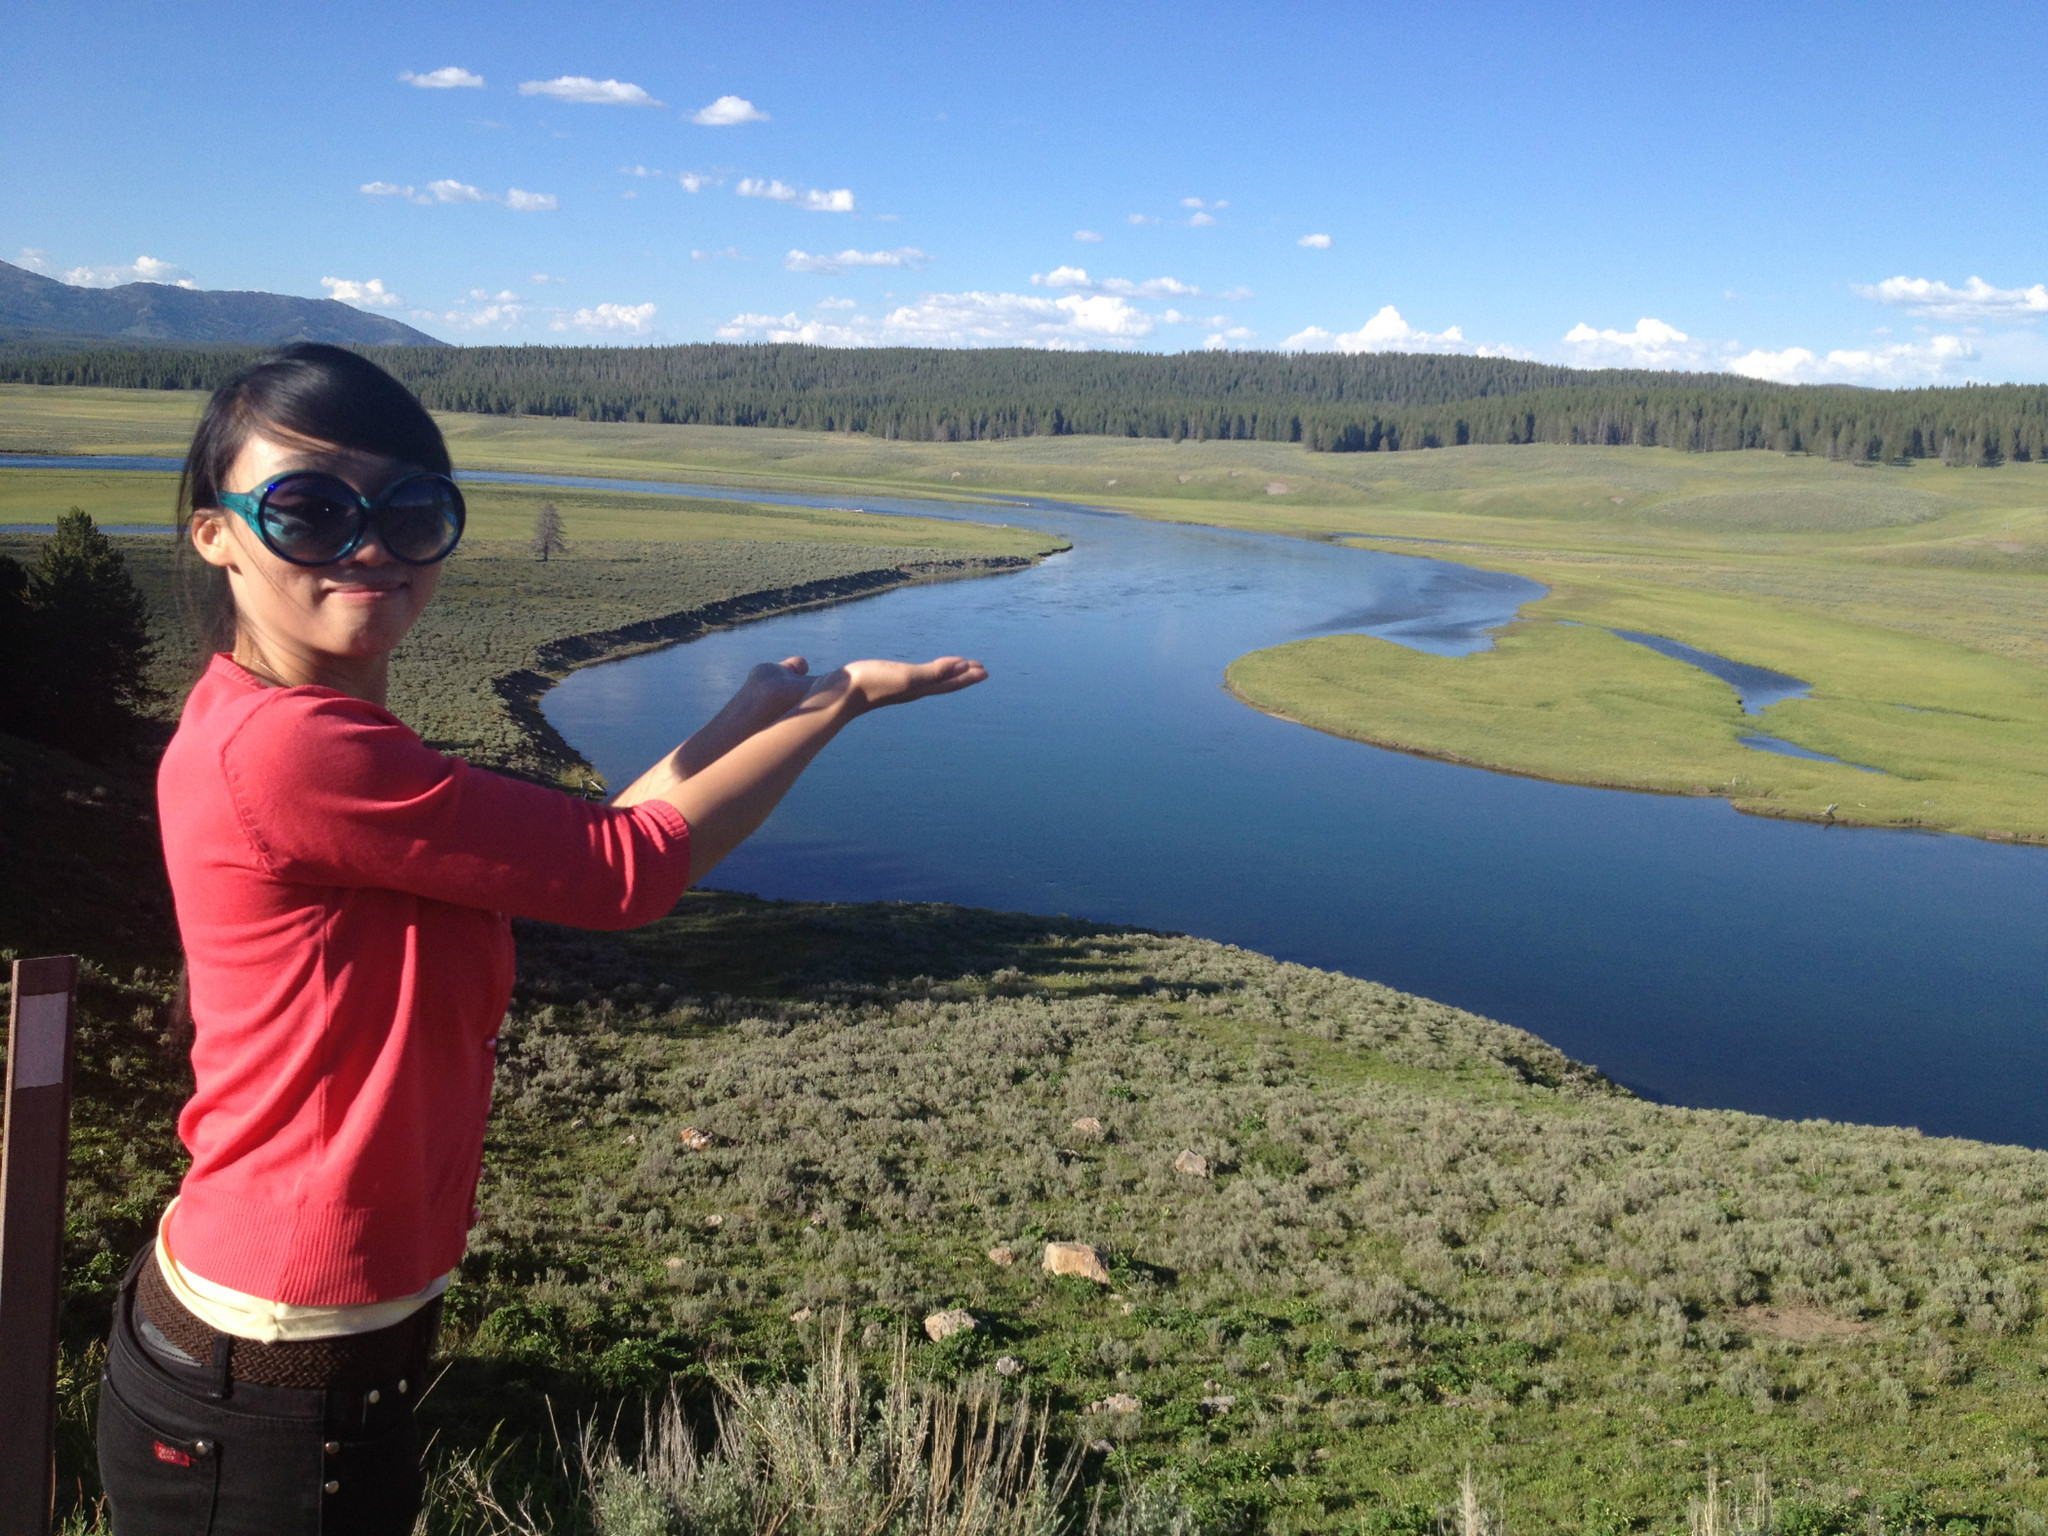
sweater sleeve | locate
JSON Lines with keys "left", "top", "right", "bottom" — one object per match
{"left": 218, "top": 687, "right": 692, "bottom": 930}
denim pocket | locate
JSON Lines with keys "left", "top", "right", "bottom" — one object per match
{"left": 96, "top": 1371, "right": 222, "bottom": 1535}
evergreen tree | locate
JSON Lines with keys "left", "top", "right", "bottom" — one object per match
{"left": 532, "top": 501, "right": 569, "bottom": 562}
{"left": 10, "top": 509, "right": 157, "bottom": 756}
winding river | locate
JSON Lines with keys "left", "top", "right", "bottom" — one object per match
{"left": 12, "top": 459, "right": 2048, "bottom": 1146}
{"left": 533, "top": 483, "right": 2048, "bottom": 1149}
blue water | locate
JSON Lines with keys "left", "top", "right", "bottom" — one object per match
{"left": 13, "top": 456, "right": 2048, "bottom": 1145}
{"left": 1611, "top": 629, "right": 1811, "bottom": 713}
{"left": 1740, "top": 733, "right": 1884, "bottom": 773}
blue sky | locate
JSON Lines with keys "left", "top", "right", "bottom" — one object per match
{"left": 7, "top": 0, "right": 2046, "bottom": 383}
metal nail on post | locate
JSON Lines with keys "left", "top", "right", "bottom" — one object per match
{"left": 0, "top": 956, "right": 80, "bottom": 1536}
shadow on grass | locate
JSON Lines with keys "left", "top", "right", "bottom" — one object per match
{"left": 514, "top": 888, "right": 1166, "bottom": 1003}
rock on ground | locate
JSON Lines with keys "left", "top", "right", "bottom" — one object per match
{"left": 1069, "top": 1117, "right": 1105, "bottom": 1141}
{"left": 1042, "top": 1241, "right": 1112, "bottom": 1284}
{"left": 986, "top": 1244, "right": 1016, "bottom": 1267}
{"left": 1086, "top": 1394, "right": 1142, "bottom": 1415}
{"left": 924, "top": 1308, "right": 978, "bottom": 1343}
{"left": 1174, "top": 1149, "right": 1210, "bottom": 1178}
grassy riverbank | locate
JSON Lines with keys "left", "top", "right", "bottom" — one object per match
{"left": 23, "top": 869, "right": 2048, "bottom": 1534}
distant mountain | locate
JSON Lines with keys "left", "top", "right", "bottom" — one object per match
{"left": 0, "top": 261, "right": 444, "bottom": 347}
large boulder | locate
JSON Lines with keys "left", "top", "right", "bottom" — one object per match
{"left": 1042, "top": 1241, "right": 1112, "bottom": 1285}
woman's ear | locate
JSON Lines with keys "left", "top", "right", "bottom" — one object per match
{"left": 189, "top": 510, "right": 239, "bottom": 571}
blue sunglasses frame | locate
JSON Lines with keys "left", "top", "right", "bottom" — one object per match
{"left": 215, "top": 470, "right": 466, "bottom": 567}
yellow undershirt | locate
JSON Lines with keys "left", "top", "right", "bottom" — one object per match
{"left": 154, "top": 1198, "right": 449, "bottom": 1343}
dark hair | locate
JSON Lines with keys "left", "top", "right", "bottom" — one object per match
{"left": 174, "top": 344, "right": 452, "bottom": 667}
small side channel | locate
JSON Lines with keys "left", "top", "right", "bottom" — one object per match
{"left": 1607, "top": 629, "right": 1886, "bottom": 775}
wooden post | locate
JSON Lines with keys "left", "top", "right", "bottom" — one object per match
{"left": 0, "top": 955, "right": 79, "bottom": 1536}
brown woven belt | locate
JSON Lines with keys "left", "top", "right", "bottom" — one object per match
{"left": 137, "top": 1251, "right": 442, "bottom": 1392}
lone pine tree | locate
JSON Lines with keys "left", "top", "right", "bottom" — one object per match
{"left": 532, "top": 501, "right": 569, "bottom": 562}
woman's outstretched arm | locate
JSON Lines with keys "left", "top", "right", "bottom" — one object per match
{"left": 611, "top": 655, "right": 985, "bottom": 887}
{"left": 607, "top": 657, "right": 816, "bottom": 807}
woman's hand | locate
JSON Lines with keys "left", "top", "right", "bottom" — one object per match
{"left": 810, "top": 656, "right": 989, "bottom": 714}
{"left": 739, "top": 656, "right": 814, "bottom": 718}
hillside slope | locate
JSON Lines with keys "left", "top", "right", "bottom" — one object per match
{"left": 0, "top": 259, "right": 443, "bottom": 346}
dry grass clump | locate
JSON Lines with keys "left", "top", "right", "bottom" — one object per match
{"left": 416, "top": 1316, "right": 1089, "bottom": 1536}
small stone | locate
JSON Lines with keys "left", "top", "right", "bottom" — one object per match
{"left": 987, "top": 1244, "right": 1016, "bottom": 1267}
{"left": 1264, "top": 481, "right": 1292, "bottom": 496}
{"left": 861, "top": 1321, "right": 888, "bottom": 1347}
{"left": 1086, "top": 1393, "right": 1142, "bottom": 1415}
{"left": 1089, "top": 1439, "right": 1115, "bottom": 1453}
{"left": 679, "top": 1127, "right": 715, "bottom": 1151}
{"left": 995, "top": 1355, "right": 1024, "bottom": 1377}
{"left": 1200, "top": 1394, "right": 1236, "bottom": 1414}
{"left": 664, "top": 1256, "right": 684, "bottom": 1270}
{"left": 1042, "top": 1242, "right": 1112, "bottom": 1285}
{"left": 704, "top": 1213, "right": 723, "bottom": 1229}
{"left": 924, "top": 1308, "right": 978, "bottom": 1343}
{"left": 1173, "top": 1149, "right": 1210, "bottom": 1178}
{"left": 790, "top": 1307, "right": 813, "bottom": 1324}
{"left": 1069, "top": 1117, "right": 1105, "bottom": 1141}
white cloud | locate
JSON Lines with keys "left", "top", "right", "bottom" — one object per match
{"left": 42, "top": 254, "right": 197, "bottom": 289}
{"left": 505, "top": 188, "right": 558, "bottom": 212}
{"left": 1181, "top": 197, "right": 1229, "bottom": 209}
{"left": 1205, "top": 327, "right": 1257, "bottom": 350}
{"left": 1298, "top": 233, "right": 1333, "bottom": 249}
{"left": 619, "top": 164, "right": 660, "bottom": 177}
{"left": 691, "top": 94, "right": 768, "bottom": 125}
{"left": 320, "top": 276, "right": 403, "bottom": 309}
{"left": 1853, "top": 274, "right": 2048, "bottom": 323}
{"left": 1284, "top": 305, "right": 1477, "bottom": 355}
{"left": 1187, "top": 212, "right": 1217, "bottom": 227}
{"left": 737, "top": 178, "right": 855, "bottom": 212}
{"left": 784, "top": 247, "right": 929, "bottom": 274}
{"left": 691, "top": 246, "right": 745, "bottom": 261}
{"left": 554, "top": 302, "right": 658, "bottom": 334}
{"left": 1074, "top": 229, "right": 1103, "bottom": 243}
{"left": 1128, "top": 213, "right": 1159, "bottom": 225}
{"left": 716, "top": 288, "right": 1171, "bottom": 348}
{"left": 1558, "top": 316, "right": 1719, "bottom": 369}
{"left": 428, "top": 178, "right": 490, "bottom": 204}
{"left": 400, "top": 66, "right": 483, "bottom": 89}
{"left": 518, "top": 76, "right": 662, "bottom": 107}
{"left": 679, "top": 171, "right": 720, "bottom": 192}
{"left": 1030, "top": 267, "right": 1206, "bottom": 299}
{"left": 414, "top": 295, "right": 529, "bottom": 331}
{"left": 530, "top": 272, "right": 566, "bottom": 284}
{"left": 1730, "top": 334, "right": 1976, "bottom": 385}
{"left": 360, "top": 181, "right": 428, "bottom": 203}
{"left": 816, "top": 296, "right": 857, "bottom": 310}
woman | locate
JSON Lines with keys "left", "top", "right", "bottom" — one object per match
{"left": 96, "top": 343, "right": 984, "bottom": 1534}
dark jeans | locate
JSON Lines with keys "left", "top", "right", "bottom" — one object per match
{"left": 96, "top": 1254, "right": 424, "bottom": 1536}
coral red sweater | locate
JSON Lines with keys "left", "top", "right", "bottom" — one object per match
{"left": 158, "top": 655, "right": 692, "bottom": 1305}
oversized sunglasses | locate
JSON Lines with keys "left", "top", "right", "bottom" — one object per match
{"left": 215, "top": 470, "right": 466, "bottom": 567}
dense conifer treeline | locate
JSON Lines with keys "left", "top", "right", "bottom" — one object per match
{"left": 5, "top": 341, "right": 2044, "bottom": 463}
